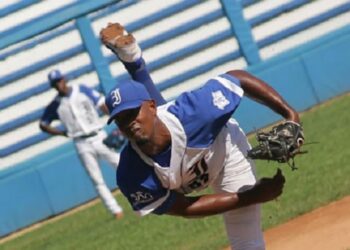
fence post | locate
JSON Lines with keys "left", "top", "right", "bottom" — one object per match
{"left": 220, "top": 0, "right": 261, "bottom": 65}
{"left": 76, "top": 16, "right": 115, "bottom": 94}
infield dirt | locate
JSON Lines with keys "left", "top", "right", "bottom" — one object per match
{"left": 225, "top": 195, "right": 350, "bottom": 250}
{"left": 264, "top": 195, "right": 350, "bottom": 250}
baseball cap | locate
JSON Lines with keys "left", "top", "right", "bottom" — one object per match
{"left": 106, "top": 80, "right": 151, "bottom": 124}
{"left": 48, "top": 69, "right": 64, "bottom": 86}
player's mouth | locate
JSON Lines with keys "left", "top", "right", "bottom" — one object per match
{"left": 127, "top": 126, "right": 142, "bottom": 138}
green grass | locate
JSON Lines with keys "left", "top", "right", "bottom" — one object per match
{"left": 258, "top": 94, "right": 350, "bottom": 229}
{"left": 1, "top": 94, "right": 349, "bottom": 250}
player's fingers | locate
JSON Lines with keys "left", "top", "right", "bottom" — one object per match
{"left": 99, "top": 29, "right": 106, "bottom": 37}
{"left": 274, "top": 168, "right": 282, "bottom": 178}
{"left": 274, "top": 168, "right": 284, "bottom": 179}
{"left": 276, "top": 168, "right": 281, "bottom": 175}
{"left": 99, "top": 34, "right": 106, "bottom": 42}
{"left": 99, "top": 32, "right": 109, "bottom": 42}
{"left": 273, "top": 168, "right": 285, "bottom": 184}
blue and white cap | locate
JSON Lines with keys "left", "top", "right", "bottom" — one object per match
{"left": 48, "top": 69, "right": 64, "bottom": 86}
{"left": 106, "top": 80, "right": 151, "bottom": 124}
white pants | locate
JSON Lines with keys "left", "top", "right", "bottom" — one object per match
{"left": 211, "top": 120, "right": 265, "bottom": 250}
{"left": 75, "top": 131, "right": 123, "bottom": 215}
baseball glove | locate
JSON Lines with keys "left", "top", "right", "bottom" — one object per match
{"left": 247, "top": 121, "right": 306, "bottom": 170}
{"left": 103, "top": 129, "right": 126, "bottom": 150}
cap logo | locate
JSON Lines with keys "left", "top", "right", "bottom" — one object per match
{"left": 110, "top": 89, "right": 122, "bottom": 107}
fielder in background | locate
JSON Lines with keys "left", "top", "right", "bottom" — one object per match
{"left": 100, "top": 23, "right": 302, "bottom": 250}
{"left": 39, "top": 70, "right": 123, "bottom": 219}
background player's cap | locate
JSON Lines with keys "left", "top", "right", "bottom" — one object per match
{"left": 106, "top": 80, "right": 151, "bottom": 124}
{"left": 48, "top": 69, "right": 64, "bottom": 86}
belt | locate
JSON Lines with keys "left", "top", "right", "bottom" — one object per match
{"left": 78, "top": 131, "right": 99, "bottom": 139}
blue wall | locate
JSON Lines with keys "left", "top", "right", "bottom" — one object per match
{"left": 0, "top": 142, "right": 117, "bottom": 236}
{"left": 237, "top": 25, "right": 350, "bottom": 132}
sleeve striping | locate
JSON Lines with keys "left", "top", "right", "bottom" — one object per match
{"left": 135, "top": 190, "right": 171, "bottom": 217}
{"left": 213, "top": 76, "right": 244, "bottom": 97}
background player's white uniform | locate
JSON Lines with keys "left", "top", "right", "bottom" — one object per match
{"left": 40, "top": 84, "right": 122, "bottom": 215}
{"left": 117, "top": 74, "right": 263, "bottom": 249}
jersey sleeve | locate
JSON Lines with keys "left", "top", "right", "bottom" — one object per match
{"left": 122, "top": 58, "right": 167, "bottom": 106}
{"left": 40, "top": 98, "right": 60, "bottom": 125}
{"left": 168, "top": 73, "right": 244, "bottom": 148}
{"left": 117, "top": 146, "right": 177, "bottom": 216}
{"left": 79, "top": 85, "right": 104, "bottom": 106}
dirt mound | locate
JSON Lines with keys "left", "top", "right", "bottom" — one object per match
{"left": 264, "top": 196, "right": 350, "bottom": 250}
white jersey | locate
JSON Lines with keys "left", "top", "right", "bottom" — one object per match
{"left": 41, "top": 84, "right": 123, "bottom": 215}
{"left": 116, "top": 73, "right": 244, "bottom": 216}
{"left": 40, "top": 84, "right": 105, "bottom": 138}
{"left": 130, "top": 103, "right": 232, "bottom": 194}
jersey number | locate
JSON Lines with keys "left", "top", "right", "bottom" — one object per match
{"left": 187, "top": 158, "right": 209, "bottom": 190}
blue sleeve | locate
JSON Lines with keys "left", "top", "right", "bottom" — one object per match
{"left": 40, "top": 99, "right": 60, "bottom": 125}
{"left": 117, "top": 145, "right": 177, "bottom": 215}
{"left": 79, "top": 85, "right": 102, "bottom": 105}
{"left": 152, "top": 191, "right": 177, "bottom": 215}
{"left": 122, "top": 58, "right": 166, "bottom": 106}
{"left": 168, "top": 73, "right": 243, "bottom": 148}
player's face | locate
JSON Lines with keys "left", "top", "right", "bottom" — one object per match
{"left": 53, "top": 79, "right": 68, "bottom": 96}
{"left": 114, "top": 100, "right": 156, "bottom": 145}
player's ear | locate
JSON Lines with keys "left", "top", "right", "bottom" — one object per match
{"left": 148, "top": 100, "right": 157, "bottom": 114}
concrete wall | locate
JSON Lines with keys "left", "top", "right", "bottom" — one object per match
{"left": 0, "top": 141, "right": 117, "bottom": 236}
{"left": 237, "top": 25, "right": 350, "bottom": 132}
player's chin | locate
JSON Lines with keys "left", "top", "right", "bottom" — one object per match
{"left": 126, "top": 130, "right": 150, "bottom": 145}
{"left": 134, "top": 135, "right": 150, "bottom": 146}
{"left": 135, "top": 138, "right": 149, "bottom": 146}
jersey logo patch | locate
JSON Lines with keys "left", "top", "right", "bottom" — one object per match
{"left": 130, "top": 191, "right": 153, "bottom": 205}
{"left": 212, "top": 90, "right": 230, "bottom": 110}
{"left": 110, "top": 89, "right": 121, "bottom": 107}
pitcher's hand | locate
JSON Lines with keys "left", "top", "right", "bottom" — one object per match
{"left": 239, "top": 169, "right": 285, "bottom": 206}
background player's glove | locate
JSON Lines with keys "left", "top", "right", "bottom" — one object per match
{"left": 103, "top": 129, "right": 126, "bottom": 150}
{"left": 247, "top": 121, "right": 306, "bottom": 170}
